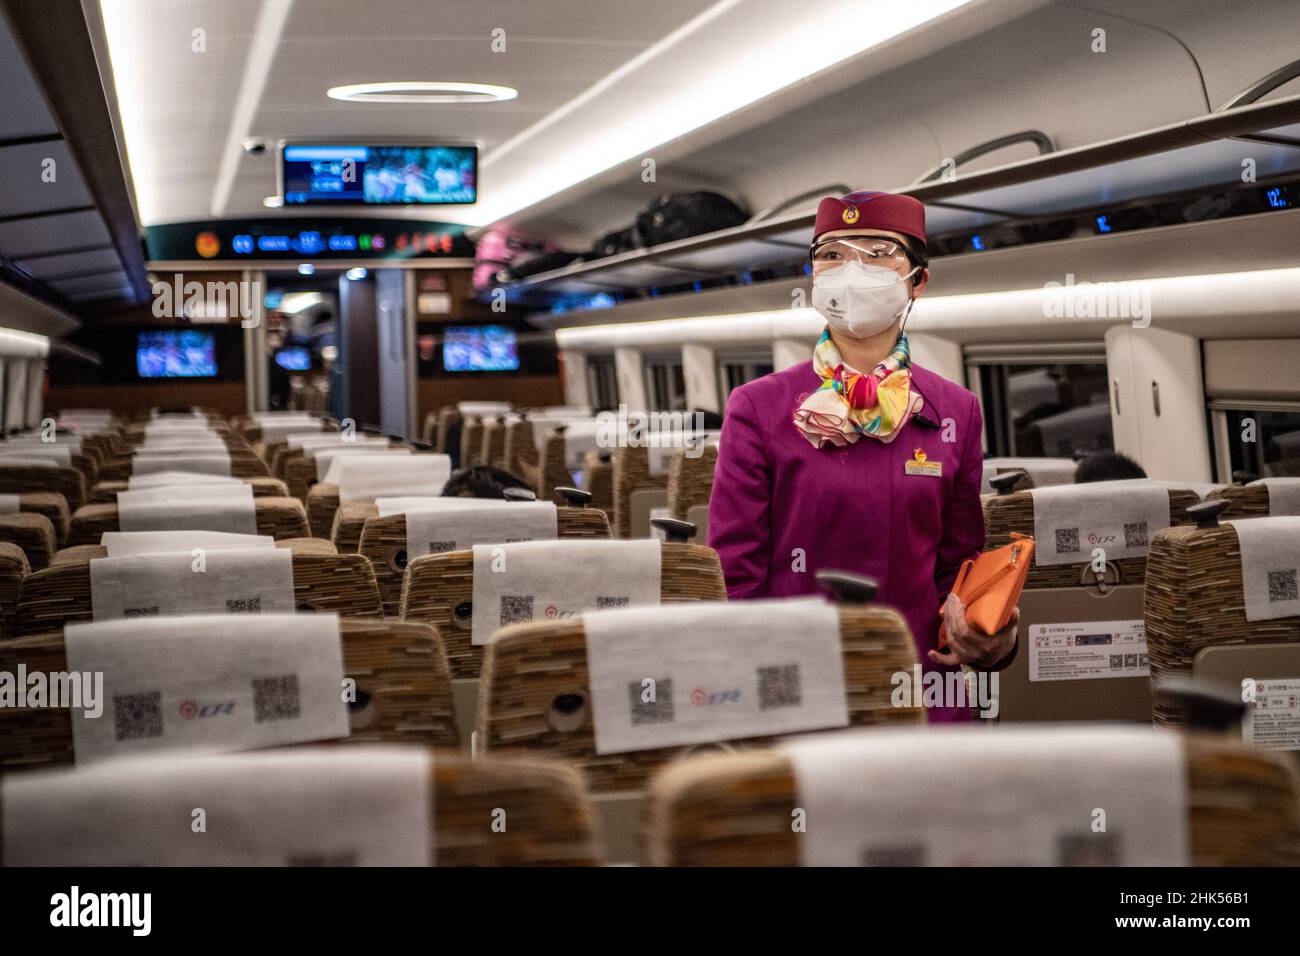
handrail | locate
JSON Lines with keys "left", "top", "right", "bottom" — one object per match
{"left": 745, "top": 183, "right": 850, "bottom": 225}
{"left": 496, "top": 92, "right": 1300, "bottom": 299}
{"left": 1217, "top": 57, "right": 1300, "bottom": 112}
{"left": 910, "top": 131, "right": 1054, "bottom": 186}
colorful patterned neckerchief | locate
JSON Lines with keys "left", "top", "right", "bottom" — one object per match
{"left": 792, "top": 329, "right": 924, "bottom": 448}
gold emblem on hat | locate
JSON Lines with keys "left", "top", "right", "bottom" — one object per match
{"left": 841, "top": 207, "right": 860, "bottom": 225}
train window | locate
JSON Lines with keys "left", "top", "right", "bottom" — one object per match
{"left": 1218, "top": 407, "right": 1300, "bottom": 478}
{"left": 645, "top": 357, "right": 687, "bottom": 411}
{"left": 586, "top": 356, "right": 618, "bottom": 411}
{"left": 971, "top": 361, "right": 1113, "bottom": 457}
{"left": 720, "top": 360, "right": 774, "bottom": 397}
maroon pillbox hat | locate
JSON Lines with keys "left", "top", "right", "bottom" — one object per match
{"left": 812, "top": 191, "right": 926, "bottom": 248}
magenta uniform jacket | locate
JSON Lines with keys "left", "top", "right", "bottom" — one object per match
{"left": 707, "top": 360, "right": 986, "bottom": 722}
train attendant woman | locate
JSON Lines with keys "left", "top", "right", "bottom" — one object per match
{"left": 708, "top": 191, "right": 1018, "bottom": 721}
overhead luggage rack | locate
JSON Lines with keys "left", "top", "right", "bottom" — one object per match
{"left": 492, "top": 92, "right": 1300, "bottom": 313}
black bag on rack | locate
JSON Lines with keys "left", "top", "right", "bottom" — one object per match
{"left": 500, "top": 250, "right": 582, "bottom": 281}
{"left": 634, "top": 192, "right": 749, "bottom": 247}
{"left": 584, "top": 226, "right": 641, "bottom": 261}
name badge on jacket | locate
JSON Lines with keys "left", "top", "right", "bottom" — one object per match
{"left": 904, "top": 448, "right": 942, "bottom": 477}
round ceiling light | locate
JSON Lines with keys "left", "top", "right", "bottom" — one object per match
{"left": 326, "top": 81, "right": 517, "bottom": 104}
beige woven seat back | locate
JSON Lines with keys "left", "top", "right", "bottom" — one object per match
{"left": 401, "top": 541, "right": 725, "bottom": 681}
{"left": 478, "top": 603, "right": 922, "bottom": 796}
{"left": 421, "top": 409, "right": 439, "bottom": 446}
{"left": 538, "top": 428, "right": 576, "bottom": 500}
{"left": 0, "top": 464, "right": 86, "bottom": 512}
{"left": 984, "top": 484, "right": 1200, "bottom": 724}
{"left": 668, "top": 444, "right": 717, "bottom": 521}
{"left": 67, "top": 496, "right": 309, "bottom": 547}
{"left": 1206, "top": 482, "right": 1276, "bottom": 519}
{"left": 0, "top": 619, "right": 457, "bottom": 772}
{"left": 0, "top": 493, "right": 69, "bottom": 548}
{"left": 88, "top": 476, "right": 289, "bottom": 505}
{"left": 13, "top": 550, "right": 381, "bottom": 636}
{"left": 581, "top": 450, "right": 615, "bottom": 518}
{"left": 0, "top": 542, "right": 28, "bottom": 636}
{"left": 480, "top": 418, "right": 508, "bottom": 469}
{"left": 459, "top": 417, "right": 486, "bottom": 469}
{"left": 1147, "top": 500, "right": 1300, "bottom": 727}
{"left": 98, "top": 451, "right": 269, "bottom": 482}
{"left": 0, "top": 749, "right": 597, "bottom": 866}
{"left": 360, "top": 505, "right": 611, "bottom": 617}
{"left": 0, "top": 514, "right": 57, "bottom": 572}
{"left": 305, "top": 450, "right": 445, "bottom": 539}
{"left": 433, "top": 406, "right": 460, "bottom": 454}
{"left": 612, "top": 445, "right": 669, "bottom": 539}
{"left": 503, "top": 417, "right": 539, "bottom": 481}
{"left": 646, "top": 734, "right": 1300, "bottom": 866}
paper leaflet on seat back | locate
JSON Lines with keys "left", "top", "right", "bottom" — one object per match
{"left": 88, "top": 546, "right": 294, "bottom": 619}
{"left": 470, "top": 539, "right": 661, "bottom": 645}
{"left": 63, "top": 613, "right": 348, "bottom": 764}
{"left": 0, "top": 746, "right": 431, "bottom": 865}
{"left": 583, "top": 598, "right": 847, "bottom": 755}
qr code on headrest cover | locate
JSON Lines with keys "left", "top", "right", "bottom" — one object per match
{"left": 113, "top": 691, "right": 163, "bottom": 741}
{"left": 500, "top": 594, "right": 534, "bottom": 626}
{"left": 1054, "top": 528, "right": 1080, "bottom": 554}
{"left": 628, "top": 678, "right": 674, "bottom": 725}
{"left": 1268, "top": 569, "right": 1298, "bottom": 603}
{"left": 1123, "top": 522, "right": 1148, "bottom": 548}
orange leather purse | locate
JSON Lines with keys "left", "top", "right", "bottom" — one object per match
{"left": 938, "top": 533, "right": 1034, "bottom": 649}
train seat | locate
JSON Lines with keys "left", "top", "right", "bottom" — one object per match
{"left": 646, "top": 726, "right": 1300, "bottom": 866}
{"left": 14, "top": 545, "right": 380, "bottom": 635}
{"left": 0, "top": 462, "right": 87, "bottom": 512}
{"left": 320, "top": 454, "right": 453, "bottom": 547}
{"left": 979, "top": 456, "right": 1076, "bottom": 493}
{"left": 0, "top": 542, "right": 29, "bottom": 636}
{"left": 0, "top": 512, "right": 57, "bottom": 571}
{"left": 89, "top": 475, "right": 289, "bottom": 505}
{"left": 0, "top": 747, "right": 597, "bottom": 866}
{"left": 67, "top": 492, "right": 309, "bottom": 546}
{"left": 1208, "top": 477, "right": 1300, "bottom": 519}
{"left": 1146, "top": 501, "right": 1300, "bottom": 734}
{"left": 0, "top": 492, "right": 70, "bottom": 547}
{"left": 478, "top": 577, "right": 920, "bottom": 862}
{"left": 359, "top": 493, "right": 610, "bottom": 617}
{"left": 401, "top": 534, "right": 725, "bottom": 743}
{"left": 983, "top": 480, "right": 1201, "bottom": 722}
{"left": 0, "top": 614, "right": 457, "bottom": 771}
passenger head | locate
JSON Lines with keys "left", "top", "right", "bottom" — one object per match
{"left": 809, "top": 191, "right": 929, "bottom": 343}
{"left": 1074, "top": 451, "right": 1147, "bottom": 484}
{"left": 441, "top": 464, "right": 532, "bottom": 499}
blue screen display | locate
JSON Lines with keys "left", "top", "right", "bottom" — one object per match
{"left": 274, "top": 348, "right": 311, "bottom": 371}
{"left": 282, "top": 145, "right": 477, "bottom": 205}
{"left": 443, "top": 326, "right": 519, "bottom": 372}
{"left": 137, "top": 330, "right": 217, "bottom": 378}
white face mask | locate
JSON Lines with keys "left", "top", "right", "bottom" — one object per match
{"left": 811, "top": 261, "right": 916, "bottom": 339}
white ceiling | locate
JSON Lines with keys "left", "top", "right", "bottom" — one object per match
{"left": 94, "top": 0, "right": 1300, "bottom": 253}
{"left": 101, "top": 0, "right": 741, "bottom": 224}
{"left": 99, "top": 0, "right": 994, "bottom": 228}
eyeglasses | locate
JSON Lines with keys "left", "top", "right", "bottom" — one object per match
{"left": 810, "top": 236, "right": 915, "bottom": 274}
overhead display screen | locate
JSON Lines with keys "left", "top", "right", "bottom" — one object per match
{"left": 281, "top": 145, "right": 477, "bottom": 205}
{"left": 443, "top": 326, "right": 519, "bottom": 372}
{"left": 137, "top": 330, "right": 218, "bottom": 378}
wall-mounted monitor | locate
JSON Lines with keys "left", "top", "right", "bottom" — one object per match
{"left": 281, "top": 144, "right": 477, "bottom": 205}
{"left": 443, "top": 326, "right": 519, "bottom": 373}
{"left": 274, "top": 347, "right": 312, "bottom": 371}
{"left": 137, "top": 330, "right": 218, "bottom": 378}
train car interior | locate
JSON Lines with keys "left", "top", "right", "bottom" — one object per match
{"left": 0, "top": 0, "right": 1297, "bottom": 918}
